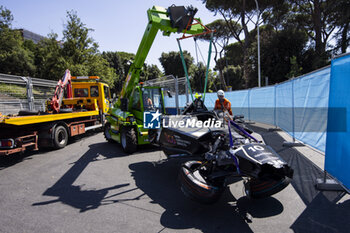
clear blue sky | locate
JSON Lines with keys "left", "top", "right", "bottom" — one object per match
{"left": 1, "top": 0, "right": 222, "bottom": 71}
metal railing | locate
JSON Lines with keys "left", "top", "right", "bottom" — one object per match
{"left": 0, "top": 73, "right": 57, "bottom": 115}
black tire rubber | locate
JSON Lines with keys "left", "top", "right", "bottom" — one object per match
{"left": 244, "top": 177, "right": 291, "bottom": 199}
{"left": 59, "top": 108, "right": 73, "bottom": 113}
{"left": 104, "top": 123, "right": 113, "bottom": 143}
{"left": 162, "top": 148, "right": 175, "bottom": 157}
{"left": 18, "top": 110, "right": 39, "bottom": 116}
{"left": 120, "top": 127, "right": 137, "bottom": 153}
{"left": 179, "top": 160, "right": 225, "bottom": 204}
{"left": 53, "top": 125, "right": 68, "bottom": 149}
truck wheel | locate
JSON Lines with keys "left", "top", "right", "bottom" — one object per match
{"left": 104, "top": 123, "right": 113, "bottom": 143}
{"left": 179, "top": 160, "right": 225, "bottom": 204}
{"left": 53, "top": 125, "right": 68, "bottom": 149}
{"left": 244, "top": 177, "right": 291, "bottom": 199}
{"left": 121, "top": 127, "right": 137, "bottom": 153}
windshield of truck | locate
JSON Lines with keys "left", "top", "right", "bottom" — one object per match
{"left": 143, "top": 88, "right": 163, "bottom": 113}
{"left": 74, "top": 88, "right": 88, "bottom": 97}
{"left": 90, "top": 86, "right": 99, "bottom": 97}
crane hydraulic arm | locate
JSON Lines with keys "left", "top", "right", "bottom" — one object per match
{"left": 50, "top": 69, "right": 73, "bottom": 113}
{"left": 117, "top": 5, "right": 205, "bottom": 107}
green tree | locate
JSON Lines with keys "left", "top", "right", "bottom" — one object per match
{"left": 223, "top": 65, "right": 243, "bottom": 90}
{"left": 117, "top": 51, "right": 135, "bottom": 76}
{"left": 102, "top": 51, "right": 124, "bottom": 76}
{"left": 62, "top": 10, "right": 97, "bottom": 66}
{"left": 0, "top": 6, "right": 35, "bottom": 76}
{"left": 330, "top": 1, "right": 350, "bottom": 54}
{"left": 0, "top": 5, "right": 13, "bottom": 29}
{"left": 101, "top": 51, "right": 125, "bottom": 92}
{"left": 256, "top": 26, "right": 308, "bottom": 84}
{"left": 199, "top": 19, "right": 237, "bottom": 90}
{"left": 203, "top": 0, "right": 278, "bottom": 87}
{"left": 290, "top": 0, "right": 338, "bottom": 68}
{"left": 159, "top": 51, "right": 194, "bottom": 78}
{"left": 35, "top": 33, "right": 66, "bottom": 80}
{"left": 189, "top": 62, "right": 206, "bottom": 93}
{"left": 143, "top": 64, "right": 163, "bottom": 81}
{"left": 59, "top": 10, "right": 116, "bottom": 87}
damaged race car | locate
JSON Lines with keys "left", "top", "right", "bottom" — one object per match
{"left": 150, "top": 97, "right": 293, "bottom": 204}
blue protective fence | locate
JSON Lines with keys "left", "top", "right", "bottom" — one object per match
{"left": 325, "top": 54, "right": 350, "bottom": 190}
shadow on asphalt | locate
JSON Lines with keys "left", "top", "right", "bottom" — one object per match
{"left": 128, "top": 158, "right": 284, "bottom": 233}
{"left": 0, "top": 150, "right": 37, "bottom": 170}
{"left": 32, "top": 141, "right": 131, "bottom": 212}
{"left": 0, "top": 130, "right": 102, "bottom": 170}
{"left": 250, "top": 124, "right": 350, "bottom": 233}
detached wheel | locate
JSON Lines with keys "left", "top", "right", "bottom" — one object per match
{"left": 104, "top": 123, "right": 113, "bottom": 143}
{"left": 179, "top": 160, "right": 225, "bottom": 204}
{"left": 121, "top": 127, "right": 137, "bottom": 153}
{"left": 244, "top": 177, "right": 291, "bottom": 199}
{"left": 53, "top": 125, "right": 68, "bottom": 149}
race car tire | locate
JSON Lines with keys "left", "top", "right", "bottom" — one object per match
{"left": 121, "top": 127, "right": 137, "bottom": 154}
{"left": 244, "top": 176, "right": 291, "bottom": 199}
{"left": 179, "top": 160, "right": 225, "bottom": 204}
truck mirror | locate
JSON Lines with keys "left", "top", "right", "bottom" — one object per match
{"left": 121, "top": 98, "right": 128, "bottom": 112}
{"left": 167, "top": 91, "right": 173, "bottom": 98}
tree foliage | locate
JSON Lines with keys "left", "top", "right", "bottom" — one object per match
{"left": 203, "top": 0, "right": 349, "bottom": 89}
{"left": 159, "top": 50, "right": 193, "bottom": 78}
{"left": 0, "top": 6, "right": 35, "bottom": 76}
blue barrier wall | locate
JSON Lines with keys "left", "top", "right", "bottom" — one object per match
{"left": 325, "top": 54, "right": 350, "bottom": 190}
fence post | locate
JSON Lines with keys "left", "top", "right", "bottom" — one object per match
{"left": 185, "top": 77, "right": 189, "bottom": 104}
{"left": 274, "top": 85, "right": 277, "bottom": 127}
{"left": 175, "top": 76, "right": 179, "bottom": 114}
{"left": 283, "top": 79, "right": 303, "bottom": 147}
{"left": 27, "top": 77, "right": 34, "bottom": 111}
{"left": 20, "top": 76, "right": 33, "bottom": 111}
{"left": 248, "top": 89, "right": 251, "bottom": 121}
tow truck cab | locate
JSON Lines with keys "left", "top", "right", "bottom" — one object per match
{"left": 70, "top": 76, "right": 111, "bottom": 114}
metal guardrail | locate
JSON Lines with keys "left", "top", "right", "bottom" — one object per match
{"left": 0, "top": 73, "right": 57, "bottom": 114}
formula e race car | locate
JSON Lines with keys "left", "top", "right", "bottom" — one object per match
{"left": 150, "top": 97, "right": 293, "bottom": 203}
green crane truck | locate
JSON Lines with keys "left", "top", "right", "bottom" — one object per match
{"left": 104, "top": 5, "right": 208, "bottom": 153}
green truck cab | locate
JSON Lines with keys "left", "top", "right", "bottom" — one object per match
{"left": 105, "top": 85, "right": 165, "bottom": 152}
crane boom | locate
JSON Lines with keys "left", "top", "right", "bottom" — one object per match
{"left": 117, "top": 5, "right": 205, "bottom": 106}
{"left": 50, "top": 69, "right": 72, "bottom": 113}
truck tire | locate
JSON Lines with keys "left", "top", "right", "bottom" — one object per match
{"left": 179, "top": 160, "right": 225, "bottom": 204}
{"left": 244, "top": 177, "right": 291, "bottom": 199}
{"left": 53, "top": 125, "right": 68, "bottom": 149}
{"left": 121, "top": 127, "right": 137, "bottom": 153}
{"left": 104, "top": 123, "right": 113, "bottom": 143}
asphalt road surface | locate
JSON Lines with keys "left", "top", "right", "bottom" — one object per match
{"left": 0, "top": 126, "right": 349, "bottom": 233}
